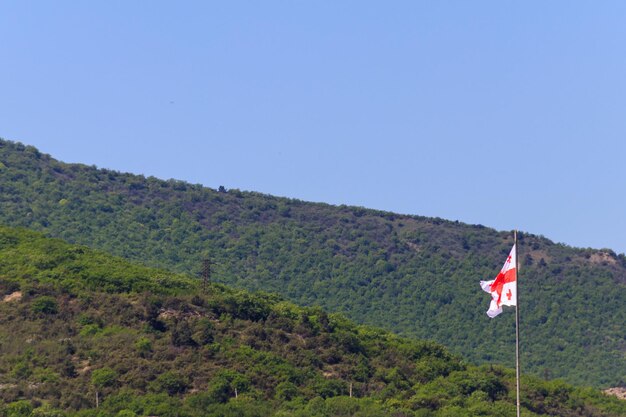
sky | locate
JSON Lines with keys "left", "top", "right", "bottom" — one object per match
{"left": 1, "top": 2, "right": 626, "bottom": 254}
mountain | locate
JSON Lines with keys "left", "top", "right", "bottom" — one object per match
{"left": 1, "top": 225, "right": 625, "bottom": 417}
{"left": 0, "top": 139, "right": 625, "bottom": 388}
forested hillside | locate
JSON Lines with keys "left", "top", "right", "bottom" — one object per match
{"left": 0, "top": 139, "right": 625, "bottom": 388}
{"left": 0, "top": 226, "right": 625, "bottom": 417}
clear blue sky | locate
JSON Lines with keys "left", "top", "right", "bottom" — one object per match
{"left": 2, "top": 2, "right": 626, "bottom": 254}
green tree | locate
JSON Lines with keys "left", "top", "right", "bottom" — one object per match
{"left": 92, "top": 367, "right": 118, "bottom": 407}
{"left": 152, "top": 371, "right": 189, "bottom": 395}
{"left": 6, "top": 401, "right": 33, "bottom": 417}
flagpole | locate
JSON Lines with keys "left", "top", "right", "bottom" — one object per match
{"left": 514, "top": 230, "right": 521, "bottom": 417}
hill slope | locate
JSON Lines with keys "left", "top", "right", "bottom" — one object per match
{"left": 0, "top": 139, "right": 625, "bottom": 388}
{"left": 0, "top": 225, "right": 625, "bottom": 417}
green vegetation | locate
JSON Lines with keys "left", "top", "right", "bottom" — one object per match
{"left": 0, "top": 226, "right": 624, "bottom": 416}
{"left": 0, "top": 139, "right": 625, "bottom": 388}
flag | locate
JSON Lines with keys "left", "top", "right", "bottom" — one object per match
{"left": 480, "top": 244, "right": 517, "bottom": 318}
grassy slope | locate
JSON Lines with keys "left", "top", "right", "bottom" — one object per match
{"left": 0, "top": 139, "right": 625, "bottom": 388}
{"left": 0, "top": 226, "right": 625, "bottom": 417}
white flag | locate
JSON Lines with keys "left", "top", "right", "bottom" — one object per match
{"left": 480, "top": 244, "right": 517, "bottom": 318}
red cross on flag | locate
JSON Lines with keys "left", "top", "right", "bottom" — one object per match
{"left": 480, "top": 244, "right": 517, "bottom": 318}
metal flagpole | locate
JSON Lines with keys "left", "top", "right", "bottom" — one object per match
{"left": 514, "top": 230, "right": 521, "bottom": 417}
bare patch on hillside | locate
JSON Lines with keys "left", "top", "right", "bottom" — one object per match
{"left": 72, "top": 356, "right": 92, "bottom": 375}
{"left": 158, "top": 308, "right": 204, "bottom": 320}
{"left": 2, "top": 291, "right": 22, "bottom": 302}
{"left": 405, "top": 241, "right": 421, "bottom": 252}
{"left": 589, "top": 251, "right": 617, "bottom": 265}
{"left": 604, "top": 387, "right": 626, "bottom": 400}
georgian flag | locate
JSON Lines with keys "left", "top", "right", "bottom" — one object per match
{"left": 480, "top": 244, "right": 517, "bottom": 318}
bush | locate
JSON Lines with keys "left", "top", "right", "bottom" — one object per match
{"left": 6, "top": 400, "right": 33, "bottom": 417}
{"left": 79, "top": 324, "right": 102, "bottom": 337}
{"left": 314, "top": 379, "right": 347, "bottom": 399}
{"left": 171, "top": 320, "right": 195, "bottom": 347}
{"left": 275, "top": 381, "right": 299, "bottom": 401}
{"left": 10, "top": 361, "right": 31, "bottom": 379}
{"left": 151, "top": 371, "right": 189, "bottom": 395}
{"left": 31, "top": 406, "right": 65, "bottom": 417}
{"left": 192, "top": 318, "right": 214, "bottom": 345}
{"left": 134, "top": 337, "right": 152, "bottom": 357}
{"left": 31, "top": 296, "right": 58, "bottom": 315}
{"left": 92, "top": 367, "right": 118, "bottom": 389}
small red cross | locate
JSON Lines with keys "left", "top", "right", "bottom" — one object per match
{"left": 506, "top": 289, "right": 513, "bottom": 300}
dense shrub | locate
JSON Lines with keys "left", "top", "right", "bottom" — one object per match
{"left": 32, "top": 296, "right": 58, "bottom": 315}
